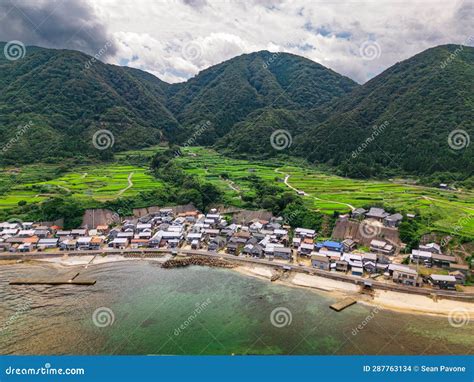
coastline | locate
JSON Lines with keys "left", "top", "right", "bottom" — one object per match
{"left": 232, "top": 264, "right": 474, "bottom": 318}
{"left": 7, "top": 254, "right": 474, "bottom": 318}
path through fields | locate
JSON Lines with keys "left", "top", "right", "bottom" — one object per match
{"left": 118, "top": 172, "right": 134, "bottom": 196}
{"left": 275, "top": 168, "right": 355, "bottom": 211}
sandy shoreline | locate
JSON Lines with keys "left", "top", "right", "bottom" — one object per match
{"left": 233, "top": 264, "right": 474, "bottom": 318}
{"left": 7, "top": 255, "right": 474, "bottom": 318}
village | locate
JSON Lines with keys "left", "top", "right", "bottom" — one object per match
{"left": 0, "top": 205, "right": 471, "bottom": 292}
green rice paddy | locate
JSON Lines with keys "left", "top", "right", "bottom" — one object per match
{"left": 0, "top": 145, "right": 473, "bottom": 238}
{"left": 0, "top": 163, "right": 162, "bottom": 208}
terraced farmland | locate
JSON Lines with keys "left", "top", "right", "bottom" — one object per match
{"left": 177, "top": 147, "right": 474, "bottom": 238}
{"left": 0, "top": 146, "right": 472, "bottom": 238}
{"left": 0, "top": 164, "right": 162, "bottom": 208}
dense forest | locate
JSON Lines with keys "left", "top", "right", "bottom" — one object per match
{"left": 1, "top": 42, "right": 472, "bottom": 181}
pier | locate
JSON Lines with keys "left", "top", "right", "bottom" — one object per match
{"left": 330, "top": 297, "right": 357, "bottom": 312}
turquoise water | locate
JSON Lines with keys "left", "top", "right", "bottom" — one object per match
{"left": 0, "top": 261, "right": 472, "bottom": 355}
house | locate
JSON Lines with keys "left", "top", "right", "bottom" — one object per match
{"left": 449, "top": 271, "right": 466, "bottom": 285}
{"left": 18, "top": 243, "right": 33, "bottom": 252}
{"left": 384, "top": 213, "right": 403, "bottom": 227}
{"left": 431, "top": 253, "right": 456, "bottom": 268}
{"left": 242, "top": 243, "right": 264, "bottom": 258}
{"left": 360, "top": 252, "right": 377, "bottom": 264}
{"left": 108, "top": 238, "right": 128, "bottom": 249}
{"left": 370, "top": 239, "right": 394, "bottom": 255}
{"left": 419, "top": 243, "right": 441, "bottom": 254}
{"left": 297, "top": 243, "right": 314, "bottom": 257}
{"left": 389, "top": 264, "right": 422, "bottom": 287}
{"left": 205, "top": 229, "right": 221, "bottom": 239}
{"left": 71, "top": 229, "right": 87, "bottom": 238}
{"left": 186, "top": 232, "right": 203, "bottom": 244}
{"left": 191, "top": 239, "right": 201, "bottom": 250}
{"left": 410, "top": 250, "right": 432, "bottom": 265}
{"left": 77, "top": 237, "right": 92, "bottom": 250}
{"left": 366, "top": 207, "right": 389, "bottom": 221}
{"left": 273, "top": 247, "right": 292, "bottom": 260}
{"left": 56, "top": 230, "right": 71, "bottom": 238}
{"left": 273, "top": 229, "right": 288, "bottom": 239}
{"left": 33, "top": 229, "right": 50, "bottom": 238}
{"left": 136, "top": 223, "right": 152, "bottom": 232}
{"left": 363, "top": 261, "right": 377, "bottom": 274}
{"left": 292, "top": 237, "right": 301, "bottom": 248}
{"left": 90, "top": 236, "right": 104, "bottom": 250}
{"left": 17, "top": 229, "right": 35, "bottom": 237}
{"left": 37, "top": 238, "right": 58, "bottom": 249}
{"left": 96, "top": 225, "right": 109, "bottom": 234}
{"left": 352, "top": 267, "right": 364, "bottom": 277}
{"left": 342, "top": 238, "right": 357, "bottom": 252}
{"left": 351, "top": 208, "right": 367, "bottom": 220}
{"left": 344, "top": 253, "right": 363, "bottom": 269}
{"left": 318, "top": 249, "right": 342, "bottom": 262}
{"left": 226, "top": 242, "right": 239, "bottom": 255}
{"left": 335, "top": 260, "right": 349, "bottom": 272}
{"left": 208, "top": 236, "right": 226, "bottom": 252}
{"left": 138, "top": 231, "right": 152, "bottom": 240}
{"left": 430, "top": 274, "right": 457, "bottom": 290}
{"left": 130, "top": 239, "right": 149, "bottom": 248}
{"left": 311, "top": 254, "right": 330, "bottom": 270}
{"left": 294, "top": 227, "right": 316, "bottom": 239}
{"left": 316, "top": 240, "right": 343, "bottom": 253}
{"left": 117, "top": 231, "right": 134, "bottom": 241}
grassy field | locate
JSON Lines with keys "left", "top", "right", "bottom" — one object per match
{"left": 0, "top": 145, "right": 473, "bottom": 238}
{"left": 0, "top": 163, "right": 162, "bottom": 208}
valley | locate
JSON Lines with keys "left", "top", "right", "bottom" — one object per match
{"left": 1, "top": 146, "right": 473, "bottom": 239}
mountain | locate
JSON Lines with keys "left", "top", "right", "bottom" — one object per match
{"left": 166, "top": 51, "right": 357, "bottom": 143}
{"left": 0, "top": 43, "right": 179, "bottom": 164}
{"left": 221, "top": 44, "right": 474, "bottom": 178}
{"left": 0, "top": 45, "right": 356, "bottom": 164}
{"left": 297, "top": 44, "right": 474, "bottom": 178}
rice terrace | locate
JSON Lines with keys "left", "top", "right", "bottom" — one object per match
{"left": 1, "top": 146, "right": 473, "bottom": 238}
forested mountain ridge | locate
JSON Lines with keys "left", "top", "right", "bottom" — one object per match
{"left": 0, "top": 44, "right": 356, "bottom": 163}
{"left": 0, "top": 42, "right": 472, "bottom": 180}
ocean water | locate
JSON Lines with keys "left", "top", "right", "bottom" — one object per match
{"left": 0, "top": 261, "right": 472, "bottom": 355}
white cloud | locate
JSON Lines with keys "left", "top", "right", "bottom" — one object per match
{"left": 7, "top": 0, "right": 473, "bottom": 83}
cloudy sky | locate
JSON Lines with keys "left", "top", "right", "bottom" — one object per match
{"left": 0, "top": 0, "right": 472, "bottom": 83}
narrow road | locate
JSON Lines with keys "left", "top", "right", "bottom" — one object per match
{"left": 118, "top": 172, "right": 134, "bottom": 196}
{"left": 275, "top": 168, "right": 355, "bottom": 211}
